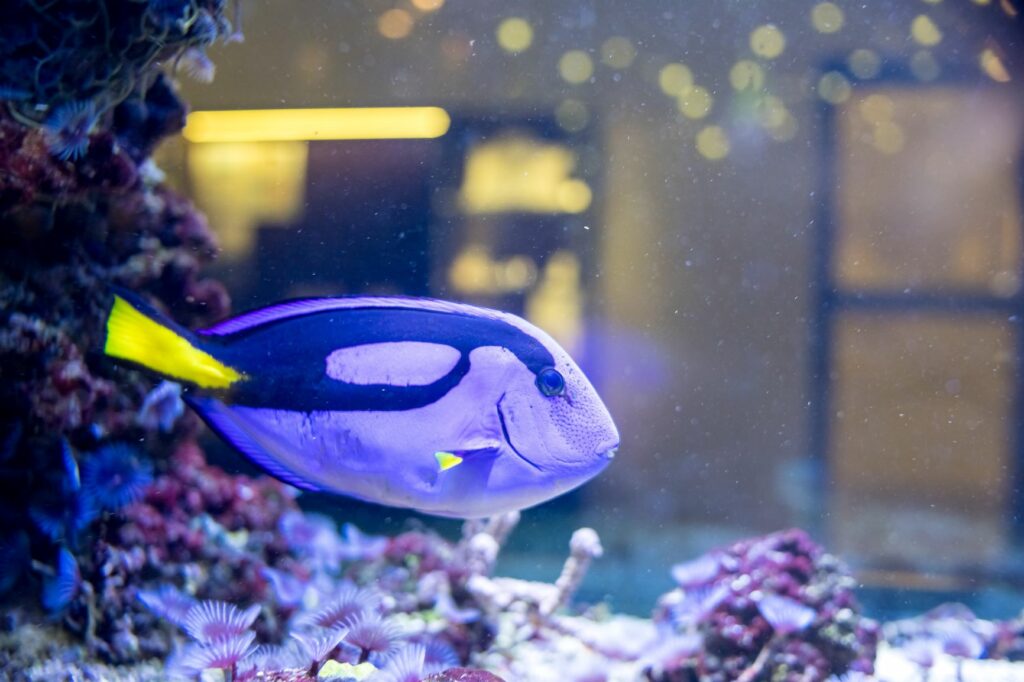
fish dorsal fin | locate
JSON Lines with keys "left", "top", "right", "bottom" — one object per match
{"left": 197, "top": 296, "right": 538, "bottom": 338}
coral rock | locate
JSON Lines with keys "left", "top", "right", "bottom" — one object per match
{"left": 423, "top": 668, "right": 507, "bottom": 682}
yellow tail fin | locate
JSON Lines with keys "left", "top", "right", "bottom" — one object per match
{"left": 104, "top": 294, "right": 243, "bottom": 389}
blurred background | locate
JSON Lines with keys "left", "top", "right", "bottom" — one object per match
{"left": 156, "top": 0, "right": 1024, "bottom": 619}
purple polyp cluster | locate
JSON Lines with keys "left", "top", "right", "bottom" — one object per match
{"left": 650, "top": 529, "right": 879, "bottom": 681}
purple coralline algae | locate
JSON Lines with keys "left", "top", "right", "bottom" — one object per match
{"left": 0, "top": 0, "right": 236, "bottom": 632}
{"left": 878, "top": 602, "right": 1024, "bottom": 677}
{"left": 649, "top": 529, "right": 879, "bottom": 681}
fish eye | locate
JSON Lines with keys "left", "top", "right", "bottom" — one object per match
{"left": 536, "top": 367, "right": 566, "bottom": 397}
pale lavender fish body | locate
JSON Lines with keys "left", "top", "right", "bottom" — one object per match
{"left": 108, "top": 294, "right": 619, "bottom": 518}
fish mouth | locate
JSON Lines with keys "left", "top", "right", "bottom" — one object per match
{"left": 598, "top": 439, "right": 620, "bottom": 461}
{"left": 496, "top": 396, "right": 542, "bottom": 471}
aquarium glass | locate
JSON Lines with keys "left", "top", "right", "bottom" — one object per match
{"left": 4, "top": 0, "right": 1024, "bottom": 679}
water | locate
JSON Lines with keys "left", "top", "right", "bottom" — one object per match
{"left": 2, "top": 1, "right": 1024, "bottom": 680}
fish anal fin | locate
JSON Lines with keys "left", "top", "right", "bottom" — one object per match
{"left": 185, "top": 396, "right": 320, "bottom": 492}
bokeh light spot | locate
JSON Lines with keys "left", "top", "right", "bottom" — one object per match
{"left": 559, "top": 50, "right": 594, "bottom": 84}
{"left": 818, "top": 71, "right": 851, "bottom": 105}
{"left": 911, "top": 50, "right": 940, "bottom": 81}
{"left": 872, "top": 121, "right": 905, "bottom": 154}
{"left": 411, "top": 0, "right": 444, "bottom": 11}
{"left": 859, "top": 94, "right": 894, "bottom": 124}
{"left": 911, "top": 15, "right": 942, "bottom": 46}
{"left": 848, "top": 49, "right": 882, "bottom": 79}
{"left": 755, "top": 95, "right": 788, "bottom": 129}
{"left": 730, "top": 60, "right": 765, "bottom": 91}
{"left": 555, "top": 99, "right": 590, "bottom": 133}
{"left": 768, "top": 114, "right": 798, "bottom": 142}
{"left": 556, "top": 179, "right": 592, "bottom": 213}
{"left": 980, "top": 48, "right": 1011, "bottom": 82}
{"left": 750, "top": 24, "right": 786, "bottom": 59}
{"left": 678, "top": 86, "right": 713, "bottom": 119}
{"left": 658, "top": 63, "right": 694, "bottom": 96}
{"left": 696, "top": 126, "right": 730, "bottom": 160}
{"left": 497, "top": 18, "right": 533, "bottom": 53}
{"left": 812, "top": 2, "right": 845, "bottom": 33}
{"left": 378, "top": 9, "right": 414, "bottom": 40}
{"left": 600, "top": 37, "right": 637, "bottom": 69}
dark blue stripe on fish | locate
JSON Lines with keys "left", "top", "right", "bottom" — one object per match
{"left": 207, "top": 306, "right": 554, "bottom": 412}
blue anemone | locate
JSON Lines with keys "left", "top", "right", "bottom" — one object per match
{"left": 144, "top": 0, "right": 190, "bottom": 24}
{"left": 343, "top": 612, "right": 405, "bottom": 663}
{"left": 0, "top": 86, "right": 31, "bottom": 102}
{"left": 174, "top": 632, "right": 257, "bottom": 675}
{"left": 299, "top": 584, "right": 380, "bottom": 630}
{"left": 670, "top": 553, "right": 721, "bottom": 589}
{"left": 260, "top": 566, "right": 307, "bottom": 608}
{"left": 374, "top": 644, "right": 426, "bottom": 682}
{"left": 41, "top": 547, "right": 80, "bottom": 612}
{"left": 183, "top": 601, "right": 261, "bottom": 644}
{"left": 137, "top": 584, "right": 197, "bottom": 628}
{"left": 42, "top": 101, "right": 97, "bottom": 161}
{"left": 0, "top": 532, "right": 29, "bottom": 595}
{"left": 422, "top": 637, "right": 460, "bottom": 675}
{"left": 240, "top": 642, "right": 306, "bottom": 676}
{"left": 60, "top": 439, "right": 80, "bottom": 493}
{"left": 179, "top": 48, "right": 216, "bottom": 83}
{"left": 29, "top": 491, "right": 98, "bottom": 544}
{"left": 136, "top": 381, "right": 185, "bottom": 432}
{"left": 337, "top": 523, "right": 388, "bottom": 562}
{"left": 291, "top": 627, "right": 349, "bottom": 670}
{"left": 757, "top": 594, "right": 816, "bottom": 635}
{"left": 81, "top": 443, "right": 154, "bottom": 511}
{"left": 0, "top": 422, "right": 22, "bottom": 462}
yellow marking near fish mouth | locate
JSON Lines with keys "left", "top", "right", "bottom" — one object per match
{"left": 435, "top": 451, "right": 463, "bottom": 472}
{"left": 105, "top": 295, "right": 243, "bottom": 389}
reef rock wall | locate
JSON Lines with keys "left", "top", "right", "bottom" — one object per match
{"left": 0, "top": 0, "right": 234, "bottom": 630}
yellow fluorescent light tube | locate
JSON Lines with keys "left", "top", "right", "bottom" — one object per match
{"left": 183, "top": 107, "right": 451, "bottom": 143}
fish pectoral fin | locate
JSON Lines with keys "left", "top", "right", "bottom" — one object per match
{"left": 434, "top": 452, "right": 463, "bottom": 472}
{"left": 434, "top": 438, "right": 503, "bottom": 472}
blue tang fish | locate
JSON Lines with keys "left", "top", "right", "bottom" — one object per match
{"left": 102, "top": 292, "right": 619, "bottom": 518}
